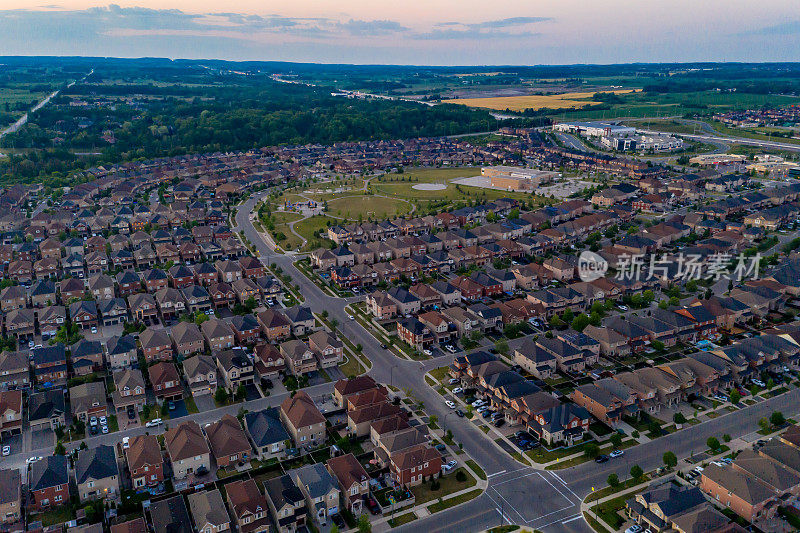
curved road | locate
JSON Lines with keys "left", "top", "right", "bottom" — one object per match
{"left": 235, "top": 191, "right": 800, "bottom": 533}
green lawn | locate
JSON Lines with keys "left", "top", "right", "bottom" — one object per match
{"left": 466, "top": 459, "right": 486, "bottom": 480}
{"left": 388, "top": 511, "right": 418, "bottom": 527}
{"left": 339, "top": 354, "right": 366, "bottom": 378}
{"left": 411, "top": 468, "right": 476, "bottom": 504}
{"left": 326, "top": 195, "right": 412, "bottom": 220}
{"left": 427, "top": 489, "right": 483, "bottom": 513}
{"left": 31, "top": 505, "right": 75, "bottom": 527}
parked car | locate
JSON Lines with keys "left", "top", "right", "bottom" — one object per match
{"left": 609, "top": 450, "right": 624, "bottom": 459}
{"left": 1, "top": 446, "right": 10, "bottom": 456}
{"left": 595, "top": 455, "right": 609, "bottom": 463}
{"left": 26, "top": 456, "right": 42, "bottom": 465}
{"left": 445, "top": 400, "right": 456, "bottom": 409}
{"left": 624, "top": 525, "right": 642, "bottom": 533}
{"left": 752, "top": 379, "right": 766, "bottom": 387}
{"left": 363, "top": 495, "right": 380, "bottom": 515}
{"left": 471, "top": 399, "right": 486, "bottom": 408}
{"left": 452, "top": 387, "right": 463, "bottom": 394}
{"left": 332, "top": 514, "right": 346, "bottom": 529}
{"left": 494, "top": 418, "right": 505, "bottom": 427}
{"left": 101, "top": 425, "right": 109, "bottom": 434}
{"left": 434, "top": 444, "right": 447, "bottom": 452}
{"left": 99, "top": 416, "right": 107, "bottom": 425}
{"left": 454, "top": 409, "right": 465, "bottom": 418}
{"left": 145, "top": 418, "right": 162, "bottom": 428}
{"left": 443, "top": 460, "right": 458, "bottom": 473}
{"left": 422, "top": 349, "right": 433, "bottom": 356}
{"left": 122, "top": 437, "right": 130, "bottom": 449}
{"left": 449, "top": 378, "right": 459, "bottom": 385}
{"left": 348, "top": 315, "right": 355, "bottom": 321}
{"left": 445, "top": 345, "right": 457, "bottom": 353}
{"left": 89, "top": 416, "right": 98, "bottom": 426}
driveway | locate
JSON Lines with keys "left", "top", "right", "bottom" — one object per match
{"left": 325, "top": 366, "right": 345, "bottom": 381}
{"left": 306, "top": 371, "right": 328, "bottom": 386}
{"left": 168, "top": 399, "right": 189, "bottom": 419}
{"left": 244, "top": 384, "right": 262, "bottom": 401}
{"left": 30, "top": 429, "right": 54, "bottom": 450}
{"left": 194, "top": 394, "right": 216, "bottom": 412}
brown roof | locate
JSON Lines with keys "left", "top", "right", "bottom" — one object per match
{"left": 110, "top": 518, "right": 147, "bottom": 533}
{"left": 334, "top": 376, "right": 378, "bottom": 397}
{"left": 148, "top": 362, "right": 180, "bottom": 387}
{"left": 205, "top": 414, "right": 251, "bottom": 459}
{"left": 781, "top": 424, "right": 800, "bottom": 448}
{"left": 226, "top": 479, "right": 268, "bottom": 518}
{"left": 392, "top": 444, "right": 440, "bottom": 470}
{"left": 164, "top": 420, "right": 210, "bottom": 461}
{"left": 348, "top": 400, "right": 404, "bottom": 424}
{"left": 370, "top": 414, "right": 410, "bottom": 436}
{"left": 327, "top": 453, "right": 368, "bottom": 490}
{"left": 126, "top": 434, "right": 162, "bottom": 471}
{"left": 280, "top": 391, "right": 325, "bottom": 429}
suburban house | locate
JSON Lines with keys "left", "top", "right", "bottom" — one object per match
{"left": 29, "top": 456, "right": 70, "bottom": 511}
{"left": 244, "top": 407, "right": 291, "bottom": 461}
{"left": 187, "top": 489, "right": 231, "bottom": 533}
{"left": 75, "top": 444, "right": 120, "bottom": 502}
{"left": 327, "top": 453, "right": 370, "bottom": 515}
{"left": 292, "top": 463, "right": 340, "bottom": 526}
{"left": 280, "top": 391, "right": 326, "bottom": 451}
{"left": 263, "top": 475, "right": 307, "bottom": 533}
{"left": 126, "top": 434, "right": 164, "bottom": 490}
{"left": 70, "top": 381, "right": 108, "bottom": 422}
{"left": 226, "top": 479, "right": 271, "bottom": 533}
{"left": 149, "top": 362, "right": 183, "bottom": 403}
{"left": 205, "top": 414, "right": 252, "bottom": 469}
{"left": 164, "top": 421, "right": 211, "bottom": 481}
{"left": 183, "top": 354, "right": 218, "bottom": 396}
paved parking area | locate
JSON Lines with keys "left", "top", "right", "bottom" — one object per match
{"left": 244, "top": 384, "right": 262, "bottom": 401}
{"left": 195, "top": 394, "right": 216, "bottom": 412}
{"left": 1, "top": 433, "right": 22, "bottom": 455}
{"left": 168, "top": 399, "right": 189, "bottom": 419}
{"left": 30, "top": 429, "right": 54, "bottom": 450}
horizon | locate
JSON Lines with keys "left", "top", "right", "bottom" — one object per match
{"left": 1, "top": 1, "right": 799, "bottom": 65}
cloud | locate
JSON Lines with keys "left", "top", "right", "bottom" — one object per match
{"left": 420, "top": 16, "right": 549, "bottom": 40}
{"left": 336, "top": 19, "right": 409, "bottom": 36}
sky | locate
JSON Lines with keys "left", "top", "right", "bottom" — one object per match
{"left": 1, "top": 1, "right": 799, "bottom": 65}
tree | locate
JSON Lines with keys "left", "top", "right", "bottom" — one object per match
{"left": 651, "top": 340, "right": 665, "bottom": 352}
{"left": 729, "top": 389, "right": 741, "bottom": 404}
{"left": 214, "top": 387, "right": 229, "bottom": 405}
{"left": 658, "top": 300, "right": 669, "bottom": 310}
{"left": 607, "top": 473, "right": 620, "bottom": 488}
{"left": 663, "top": 451, "right": 677, "bottom": 469}
{"left": 767, "top": 378, "right": 775, "bottom": 390}
{"left": 54, "top": 441, "right": 66, "bottom": 456}
{"left": 707, "top": 437, "right": 720, "bottom": 451}
{"left": 630, "top": 464, "right": 644, "bottom": 481}
{"left": 673, "top": 412, "right": 687, "bottom": 425}
{"left": 584, "top": 443, "right": 600, "bottom": 459}
{"left": 358, "top": 513, "right": 372, "bottom": 533}
{"left": 770, "top": 411, "right": 786, "bottom": 427}
{"left": 610, "top": 432, "right": 623, "bottom": 448}
{"left": 494, "top": 339, "right": 509, "bottom": 354}
{"left": 759, "top": 417, "right": 770, "bottom": 432}
{"left": 561, "top": 308, "right": 574, "bottom": 323}
{"left": 321, "top": 310, "right": 329, "bottom": 318}
{"left": 571, "top": 313, "right": 590, "bottom": 332}
{"left": 235, "top": 384, "right": 246, "bottom": 401}
{"left": 723, "top": 434, "right": 731, "bottom": 443}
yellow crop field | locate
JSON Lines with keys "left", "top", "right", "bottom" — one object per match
{"left": 447, "top": 89, "right": 636, "bottom": 111}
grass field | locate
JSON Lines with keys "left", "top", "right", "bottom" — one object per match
{"left": 326, "top": 195, "right": 412, "bottom": 219}
{"left": 448, "top": 89, "right": 636, "bottom": 111}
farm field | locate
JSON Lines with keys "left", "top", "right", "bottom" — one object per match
{"left": 448, "top": 89, "right": 636, "bottom": 111}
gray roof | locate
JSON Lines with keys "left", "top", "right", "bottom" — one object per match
{"left": 292, "top": 462, "right": 338, "bottom": 500}
{"left": 187, "top": 489, "right": 230, "bottom": 529}
{"left": 150, "top": 494, "right": 192, "bottom": 533}
{"left": 244, "top": 407, "right": 290, "bottom": 447}
{"left": 30, "top": 455, "right": 68, "bottom": 491}
{"left": 75, "top": 444, "right": 118, "bottom": 484}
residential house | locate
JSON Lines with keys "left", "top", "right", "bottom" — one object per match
{"left": 69, "top": 381, "right": 107, "bottom": 422}
{"left": 205, "top": 414, "right": 252, "bottom": 469}
{"left": 187, "top": 489, "right": 231, "bottom": 533}
{"left": 327, "top": 453, "right": 369, "bottom": 515}
{"left": 75, "top": 444, "right": 120, "bottom": 502}
{"left": 184, "top": 354, "right": 218, "bottom": 396}
{"left": 27, "top": 389, "right": 66, "bottom": 431}
{"left": 244, "top": 407, "right": 291, "bottom": 461}
{"left": 148, "top": 362, "right": 183, "bottom": 403}
{"left": 164, "top": 421, "right": 211, "bottom": 480}
{"left": 292, "top": 463, "right": 340, "bottom": 526}
{"left": 29, "top": 455, "right": 69, "bottom": 511}
{"left": 126, "top": 434, "right": 164, "bottom": 490}
{"left": 263, "top": 475, "right": 307, "bottom": 533}
{"left": 280, "top": 391, "right": 326, "bottom": 451}
{"left": 216, "top": 349, "right": 255, "bottom": 391}
{"left": 307, "top": 330, "right": 343, "bottom": 369}
{"left": 111, "top": 368, "right": 147, "bottom": 415}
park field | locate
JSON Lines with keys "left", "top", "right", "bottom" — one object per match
{"left": 448, "top": 89, "right": 636, "bottom": 111}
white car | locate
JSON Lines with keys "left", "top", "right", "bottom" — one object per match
{"left": 476, "top": 405, "right": 490, "bottom": 413}
{"left": 445, "top": 345, "right": 457, "bottom": 353}
{"left": 122, "top": 437, "right": 130, "bottom": 449}
{"left": 442, "top": 460, "right": 458, "bottom": 473}
{"left": 99, "top": 416, "right": 107, "bottom": 425}
{"left": 348, "top": 315, "right": 355, "bottom": 321}
{"left": 28, "top": 340, "right": 35, "bottom": 348}
{"left": 145, "top": 418, "right": 162, "bottom": 428}
{"left": 448, "top": 378, "right": 459, "bottom": 385}
{"left": 91, "top": 327, "right": 98, "bottom": 334}
{"left": 624, "top": 526, "right": 642, "bottom": 533}
{"left": 609, "top": 450, "right": 624, "bottom": 458}
{"left": 89, "top": 416, "right": 98, "bottom": 426}
{"left": 618, "top": 305, "right": 629, "bottom": 311}
{"left": 423, "top": 349, "right": 433, "bottom": 356}
{"left": 101, "top": 425, "right": 109, "bottom": 434}
{"left": 471, "top": 400, "right": 485, "bottom": 408}
{"left": 26, "top": 456, "right": 42, "bottom": 465}
{"left": 1, "top": 446, "right": 10, "bottom": 456}
{"left": 752, "top": 379, "right": 766, "bottom": 387}
{"left": 452, "top": 387, "right": 463, "bottom": 394}
{"left": 445, "top": 400, "right": 456, "bottom": 409}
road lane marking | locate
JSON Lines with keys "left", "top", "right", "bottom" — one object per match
{"left": 487, "top": 469, "right": 507, "bottom": 478}
{"left": 562, "top": 515, "right": 582, "bottom": 524}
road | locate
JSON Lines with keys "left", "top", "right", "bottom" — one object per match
{"left": 234, "top": 191, "right": 800, "bottom": 532}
